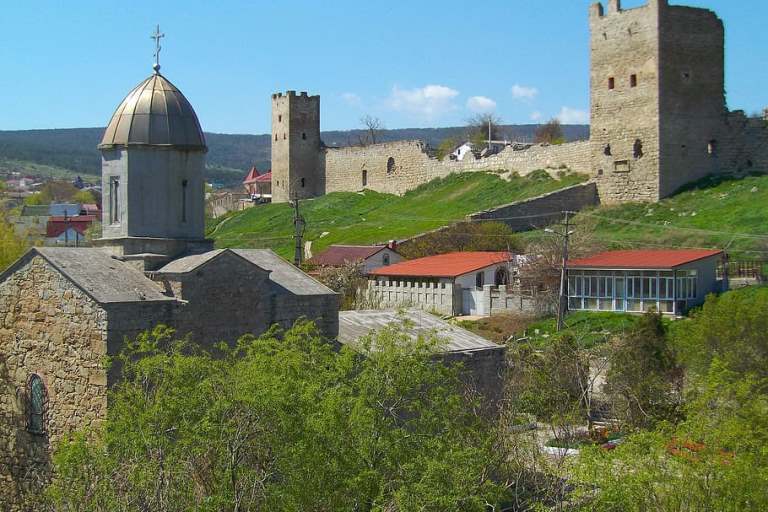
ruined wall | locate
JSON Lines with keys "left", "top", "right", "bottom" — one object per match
{"left": 591, "top": 0, "right": 663, "bottom": 203}
{"left": 467, "top": 182, "right": 599, "bottom": 231}
{"left": 322, "top": 140, "right": 592, "bottom": 196}
{"left": 0, "top": 256, "right": 108, "bottom": 510}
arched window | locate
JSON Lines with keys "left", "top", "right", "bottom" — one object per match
{"left": 475, "top": 272, "right": 485, "bottom": 289}
{"left": 386, "top": 157, "right": 395, "bottom": 175}
{"left": 383, "top": 253, "right": 390, "bottom": 266}
{"left": 708, "top": 140, "right": 717, "bottom": 157}
{"left": 603, "top": 144, "right": 612, "bottom": 156}
{"left": 633, "top": 139, "right": 643, "bottom": 159}
{"left": 301, "top": 178, "right": 306, "bottom": 188}
{"left": 27, "top": 374, "right": 47, "bottom": 435}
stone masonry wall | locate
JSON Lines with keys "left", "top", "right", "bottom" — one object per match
{"left": 467, "top": 182, "right": 599, "bottom": 231}
{"left": 367, "top": 279, "right": 462, "bottom": 316}
{"left": 0, "top": 256, "right": 108, "bottom": 510}
{"left": 322, "top": 140, "right": 592, "bottom": 196}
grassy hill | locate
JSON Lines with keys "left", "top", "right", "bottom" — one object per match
{"left": 565, "top": 173, "right": 768, "bottom": 259}
{"left": 211, "top": 171, "right": 588, "bottom": 259}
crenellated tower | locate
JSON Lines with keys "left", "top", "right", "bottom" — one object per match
{"left": 590, "top": 0, "right": 726, "bottom": 203}
{"left": 271, "top": 91, "right": 321, "bottom": 203}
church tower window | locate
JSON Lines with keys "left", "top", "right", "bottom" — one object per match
{"left": 110, "top": 177, "right": 120, "bottom": 224}
{"left": 181, "top": 180, "right": 188, "bottom": 222}
{"left": 26, "top": 374, "right": 47, "bottom": 436}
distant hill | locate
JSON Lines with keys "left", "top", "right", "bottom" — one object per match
{"left": 0, "top": 124, "right": 588, "bottom": 187}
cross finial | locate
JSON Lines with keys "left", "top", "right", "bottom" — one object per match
{"left": 151, "top": 25, "right": 165, "bottom": 74}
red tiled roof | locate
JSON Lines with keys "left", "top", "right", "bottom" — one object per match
{"left": 46, "top": 215, "right": 96, "bottom": 238}
{"left": 568, "top": 250, "right": 723, "bottom": 270}
{"left": 254, "top": 171, "right": 271, "bottom": 183}
{"left": 370, "top": 251, "right": 510, "bottom": 278}
{"left": 243, "top": 166, "right": 260, "bottom": 184}
{"left": 309, "top": 245, "right": 388, "bottom": 266}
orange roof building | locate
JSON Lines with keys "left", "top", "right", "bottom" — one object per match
{"left": 368, "top": 252, "right": 513, "bottom": 316}
{"left": 566, "top": 249, "right": 725, "bottom": 315}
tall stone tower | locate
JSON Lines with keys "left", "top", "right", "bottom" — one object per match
{"left": 590, "top": 0, "right": 726, "bottom": 203}
{"left": 271, "top": 91, "right": 321, "bottom": 203}
{"left": 97, "top": 63, "right": 211, "bottom": 263}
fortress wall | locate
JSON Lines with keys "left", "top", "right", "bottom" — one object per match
{"left": 323, "top": 140, "right": 592, "bottom": 195}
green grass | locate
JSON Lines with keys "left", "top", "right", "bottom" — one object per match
{"left": 562, "top": 173, "right": 768, "bottom": 259}
{"left": 512, "top": 311, "right": 653, "bottom": 348}
{"left": 211, "top": 171, "right": 587, "bottom": 259}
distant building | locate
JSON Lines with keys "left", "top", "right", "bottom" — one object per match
{"left": 368, "top": 252, "right": 512, "bottom": 316}
{"left": 45, "top": 214, "right": 97, "bottom": 246}
{"left": 308, "top": 244, "right": 402, "bottom": 274}
{"left": 450, "top": 142, "right": 475, "bottom": 161}
{"left": 566, "top": 249, "right": 724, "bottom": 315}
{"left": 242, "top": 166, "right": 272, "bottom": 199}
{"left": 338, "top": 309, "right": 506, "bottom": 406}
{"left": 48, "top": 203, "right": 81, "bottom": 217}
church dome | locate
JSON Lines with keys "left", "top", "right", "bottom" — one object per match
{"left": 99, "top": 73, "right": 206, "bottom": 151}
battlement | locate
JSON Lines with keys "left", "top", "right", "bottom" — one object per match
{"left": 272, "top": 90, "right": 319, "bottom": 101}
{"left": 590, "top": 0, "right": 666, "bottom": 19}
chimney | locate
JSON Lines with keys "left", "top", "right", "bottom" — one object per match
{"left": 387, "top": 240, "right": 398, "bottom": 251}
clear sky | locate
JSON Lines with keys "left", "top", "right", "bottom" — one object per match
{"left": 1, "top": 0, "right": 765, "bottom": 134}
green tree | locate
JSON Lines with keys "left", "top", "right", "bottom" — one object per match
{"left": 604, "top": 312, "right": 682, "bottom": 429}
{"left": 398, "top": 221, "right": 523, "bottom": 260}
{"left": 45, "top": 321, "right": 506, "bottom": 511}
{"left": 0, "top": 215, "right": 28, "bottom": 271}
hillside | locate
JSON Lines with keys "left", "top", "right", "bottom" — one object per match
{"left": 0, "top": 124, "right": 588, "bottom": 186}
{"left": 211, "top": 171, "right": 588, "bottom": 259}
{"left": 567, "top": 173, "right": 768, "bottom": 259}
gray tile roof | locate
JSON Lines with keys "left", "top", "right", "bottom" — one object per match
{"left": 22, "top": 248, "right": 173, "bottom": 304}
{"left": 234, "top": 249, "right": 336, "bottom": 296}
{"left": 338, "top": 309, "right": 503, "bottom": 354}
{"left": 154, "top": 249, "right": 226, "bottom": 274}
{"left": 154, "top": 248, "right": 336, "bottom": 296}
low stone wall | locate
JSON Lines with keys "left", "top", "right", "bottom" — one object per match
{"left": 367, "top": 279, "right": 461, "bottom": 316}
{"left": 467, "top": 182, "right": 599, "bottom": 231}
{"left": 323, "top": 140, "right": 593, "bottom": 196}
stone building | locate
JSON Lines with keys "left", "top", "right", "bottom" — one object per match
{"left": 271, "top": 0, "right": 767, "bottom": 205}
{"left": 0, "top": 63, "right": 338, "bottom": 509}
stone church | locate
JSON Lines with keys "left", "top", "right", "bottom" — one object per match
{"left": 0, "top": 62, "right": 338, "bottom": 507}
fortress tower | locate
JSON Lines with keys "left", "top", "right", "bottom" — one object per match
{"left": 271, "top": 91, "right": 321, "bottom": 203}
{"left": 590, "top": 0, "right": 726, "bottom": 203}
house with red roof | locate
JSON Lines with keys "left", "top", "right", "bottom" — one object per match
{"left": 45, "top": 215, "right": 97, "bottom": 247}
{"left": 242, "top": 166, "right": 271, "bottom": 199}
{"left": 368, "top": 251, "right": 513, "bottom": 316}
{"left": 566, "top": 249, "right": 725, "bottom": 315}
{"left": 308, "top": 244, "right": 402, "bottom": 274}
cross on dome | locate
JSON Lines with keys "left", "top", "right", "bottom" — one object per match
{"left": 151, "top": 25, "right": 165, "bottom": 74}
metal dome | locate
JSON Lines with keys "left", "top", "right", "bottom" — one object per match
{"left": 99, "top": 73, "right": 206, "bottom": 151}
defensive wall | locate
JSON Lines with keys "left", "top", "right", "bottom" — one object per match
{"left": 321, "top": 140, "right": 592, "bottom": 196}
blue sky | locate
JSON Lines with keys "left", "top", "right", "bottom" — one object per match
{"left": 1, "top": 0, "right": 765, "bottom": 134}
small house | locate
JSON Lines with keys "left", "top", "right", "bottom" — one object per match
{"left": 308, "top": 244, "right": 402, "bottom": 274}
{"left": 566, "top": 249, "right": 724, "bottom": 315}
{"left": 243, "top": 166, "right": 272, "bottom": 200}
{"left": 368, "top": 251, "right": 512, "bottom": 316}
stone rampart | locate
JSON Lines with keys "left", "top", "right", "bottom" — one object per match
{"left": 323, "top": 140, "right": 592, "bottom": 196}
{"left": 467, "top": 182, "right": 599, "bottom": 231}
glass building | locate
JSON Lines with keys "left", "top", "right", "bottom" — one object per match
{"left": 566, "top": 250, "right": 724, "bottom": 315}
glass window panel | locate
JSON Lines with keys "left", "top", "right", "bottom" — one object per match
{"left": 627, "top": 299, "right": 642, "bottom": 312}
{"left": 606, "top": 278, "right": 613, "bottom": 297}
{"left": 599, "top": 298, "right": 613, "bottom": 310}
{"left": 660, "top": 301, "right": 674, "bottom": 313}
{"left": 586, "top": 298, "right": 599, "bottom": 310}
{"left": 569, "top": 297, "right": 582, "bottom": 310}
{"left": 590, "top": 277, "right": 599, "bottom": 297}
{"left": 615, "top": 278, "right": 625, "bottom": 298}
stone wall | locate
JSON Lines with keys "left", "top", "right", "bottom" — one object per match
{"left": 0, "top": 255, "right": 108, "bottom": 510}
{"left": 441, "top": 346, "right": 507, "bottom": 412}
{"left": 367, "top": 278, "right": 462, "bottom": 316}
{"left": 467, "top": 182, "right": 599, "bottom": 231}
{"left": 321, "top": 140, "right": 592, "bottom": 196}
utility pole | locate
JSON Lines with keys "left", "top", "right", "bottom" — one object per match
{"left": 487, "top": 119, "right": 492, "bottom": 152}
{"left": 291, "top": 193, "right": 305, "bottom": 267}
{"left": 545, "top": 211, "right": 574, "bottom": 332}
